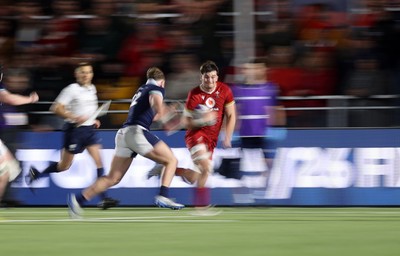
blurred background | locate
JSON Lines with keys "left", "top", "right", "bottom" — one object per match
{"left": 2, "top": 0, "right": 400, "bottom": 208}
{"left": 1, "top": 0, "right": 400, "bottom": 130}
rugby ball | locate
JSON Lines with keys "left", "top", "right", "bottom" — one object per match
{"left": 193, "top": 104, "right": 211, "bottom": 119}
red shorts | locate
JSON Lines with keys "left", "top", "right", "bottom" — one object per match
{"left": 185, "top": 131, "right": 217, "bottom": 158}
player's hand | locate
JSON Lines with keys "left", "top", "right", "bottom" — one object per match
{"left": 222, "top": 138, "right": 232, "bottom": 149}
{"left": 94, "top": 119, "right": 101, "bottom": 128}
{"left": 202, "top": 111, "right": 217, "bottom": 126}
{"left": 29, "top": 92, "right": 39, "bottom": 103}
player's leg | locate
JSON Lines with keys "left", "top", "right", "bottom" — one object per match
{"left": 151, "top": 141, "right": 213, "bottom": 208}
{"left": 67, "top": 155, "right": 133, "bottom": 218}
{"left": 75, "top": 128, "right": 134, "bottom": 203}
{"left": 86, "top": 144, "right": 119, "bottom": 209}
{"left": 82, "top": 155, "right": 132, "bottom": 201}
{"left": 144, "top": 140, "right": 178, "bottom": 188}
{"left": 0, "top": 144, "right": 22, "bottom": 205}
{"left": 125, "top": 126, "right": 184, "bottom": 209}
{"left": 86, "top": 144, "right": 106, "bottom": 183}
{"left": 56, "top": 149, "right": 75, "bottom": 171}
{"left": 148, "top": 165, "right": 198, "bottom": 184}
{"left": 144, "top": 141, "right": 186, "bottom": 211}
{"left": 191, "top": 146, "right": 212, "bottom": 207}
{"left": 175, "top": 167, "right": 198, "bottom": 184}
{"left": 142, "top": 142, "right": 184, "bottom": 209}
{"left": 45, "top": 125, "right": 79, "bottom": 173}
{"left": 86, "top": 144, "right": 103, "bottom": 169}
{"left": 149, "top": 144, "right": 207, "bottom": 184}
{"left": 26, "top": 148, "right": 75, "bottom": 185}
{"left": 0, "top": 171, "right": 9, "bottom": 203}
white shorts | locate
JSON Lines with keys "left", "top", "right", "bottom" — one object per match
{"left": 114, "top": 125, "right": 161, "bottom": 158}
{"left": 0, "top": 140, "right": 21, "bottom": 182}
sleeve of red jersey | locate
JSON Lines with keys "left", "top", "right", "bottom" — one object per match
{"left": 223, "top": 83, "right": 235, "bottom": 107}
{"left": 185, "top": 90, "right": 197, "bottom": 111}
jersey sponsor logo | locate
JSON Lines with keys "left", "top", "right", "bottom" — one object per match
{"left": 68, "top": 144, "right": 77, "bottom": 151}
{"left": 205, "top": 97, "right": 215, "bottom": 108}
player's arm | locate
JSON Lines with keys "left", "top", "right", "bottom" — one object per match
{"left": 149, "top": 91, "right": 167, "bottom": 121}
{"left": 181, "top": 107, "right": 217, "bottom": 130}
{"left": 267, "top": 105, "right": 286, "bottom": 126}
{"left": 0, "top": 90, "right": 38, "bottom": 105}
{"left": 51, "top": 87, "right": 87, "bottom": 124}
{"left": 181, "top": 112, "right": 195, "bottom": 130}
{"left": 50, "top": 102, "right": 86, "bottom": 124}
{"left": 222, "top": 102, "right": 236, "bottom": 148}
{"left": 266, "top": 89, "right": 286, "bottom": 127}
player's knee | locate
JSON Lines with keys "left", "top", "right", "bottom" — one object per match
{"left": 57, "top": 164, "right": 70, "bottom": 172}
{"left": 0, "top": 168, "right": 10, "bottom": 182}
{"left": 195, "top": 159, "right": 212, "bottom": 174}
{"left": 188, "top": 172, "right": 200, "bottom": 184}
{"left": 159, "top": 155, "right": 178, "bottom": 168}
{"left": 105, "top": 174, "right": 123, "bottom": 186}
{"left": 0, "top": 159, "right": 21, "bottom": 182}
{"left": 169, "top": 156, "right": 178, "bottom": 167}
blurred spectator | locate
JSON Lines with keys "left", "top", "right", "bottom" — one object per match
{"left": 0, "top": 18, "right": 16, "bottom": 67}
{"left": 14, "top": 0, "right": 45, "bottom": 53}
{"left": 350, "top": 0, "right": 384, "bottom": 29}
{"left": 267, "top": 45, "right": 302, "bottom": 127}
{"left": 163, "top": 26, "right": 201, "bottom": 71}
{"left": 50, "top": 0, "right": 82, "bottom": 32}
{"left": 296, "top": 3, "right": 333, "bottom": 42}
{"left": 0, "top": 0, "right": 15, "bottom": 17}
{"left": 75, "top": 14, "right": 125, "bottom": 65}
{"left": 288, "top": 50, "right": 336, "bottom": 127}
{"left": 117, "top": 21, "right": 169, "bottom": 78}
{"left": 173, "top": 0, "right": 230, "bottom": 67}
{"left": 135, "top": 0, "right": 179, "bottom": 15}
{"left": 343, "top": 55, "right": 391, "bottom": 127}
{"left": 165, "top": 53, "right": 199, "bottom": 101}
{"left": 0, "top": 0, "right": 398, "bottom": 130}
{"left": 257, "top": 0, "right": 296, "bottom": 54}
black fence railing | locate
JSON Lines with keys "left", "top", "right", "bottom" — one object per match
{"left": 26, "top": 95, "right": 400, "bottom": 130}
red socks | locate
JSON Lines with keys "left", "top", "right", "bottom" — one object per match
{"left": 194, "top": 187, "right": 210, "bottom": 207}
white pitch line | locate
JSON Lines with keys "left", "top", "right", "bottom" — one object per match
{"left": 0, "top": 217, "right": 236, "bottom": 223}
{"left": 82, "top": 219, "right": 236, "bottom": 223}
{"left": 2, "top": 209, "right": 400, "bottom": 216}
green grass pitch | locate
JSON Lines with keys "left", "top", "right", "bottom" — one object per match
{"left": 1, "top": 207, "right": 399, "bottom": 256}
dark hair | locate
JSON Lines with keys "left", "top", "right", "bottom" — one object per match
{"left": 247, "top": 56, "right": 269, "bottom": 66}
{"left": 146, "top": 67, "right": 165, "bottom": 80}
{"left": 75, "top": 62, "right": 92, "bottom": 70}
{"left": 200, "top": 60, "right": 219, "bottom": 75}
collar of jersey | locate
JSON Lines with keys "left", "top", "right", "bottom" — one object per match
{"left": 146, "top": 78, "right": 158, "bottom": 86}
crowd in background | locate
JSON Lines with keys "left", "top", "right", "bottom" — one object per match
{"left": 0, "top": 0, "right": 400, "bottom": 129}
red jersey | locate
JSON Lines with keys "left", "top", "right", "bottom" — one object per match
{"left": 185, "top": 81, "right": 235, "bottom": 153}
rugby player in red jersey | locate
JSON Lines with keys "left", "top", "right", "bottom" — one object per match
{"left": 149, "top": 60, "right": 236, "bottom": 213}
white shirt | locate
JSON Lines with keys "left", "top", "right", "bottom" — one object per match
{"left": 54, "top": 83, "right": 98, "bottom": 125}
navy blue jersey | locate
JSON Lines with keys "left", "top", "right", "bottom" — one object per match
{"left": 122, "top": 80, "right": 164, "bottom": 130}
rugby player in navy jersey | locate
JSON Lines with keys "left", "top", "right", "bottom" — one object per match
{"left": 26, "top": 62, "right": 119, "bottom": 209}
{"left": 0, "top": 66, "right": 39, "bottom": 205}
{"left": 67, "top": 67, "right": 184, "bottom": 217}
